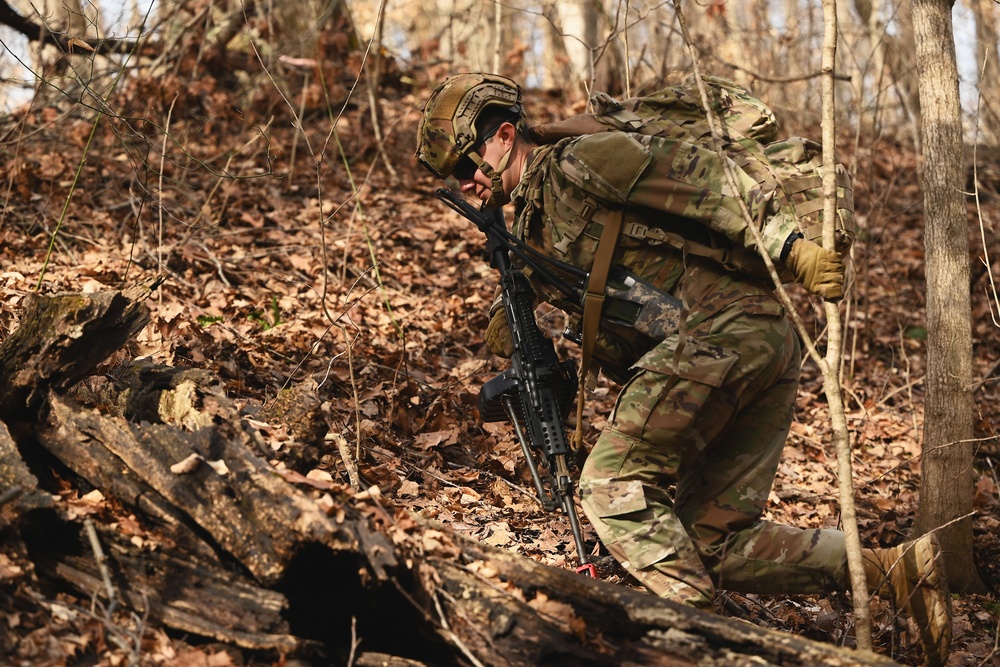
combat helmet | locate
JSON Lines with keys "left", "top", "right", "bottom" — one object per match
{"left": 416, "top": 73, "right": 524, "bottom": 180}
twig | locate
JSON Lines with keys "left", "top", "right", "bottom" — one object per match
{"left": 364, "top": 0, "right": 398, "bottom": 184}
{"left": 488, "top": 471, "right": 547, "bottom": 509}
{"left": 432, "top": 589, "right": 487, "bottom": 667}
{"left": 83, "top": 518, "right": 119, "bottom": 616}
{"left": 0, "top": 0, "right": 155, "bottom": 56}
{"left": 193, "top": 240, "right": 232, "bottom": 288}
{"left": 156, "top": 95, "right": 176, "bottom": 292}
{"left": 896, "top": 325, "right": 919, "bottom": 437}
{"left": 874, "top": 375, "right": 925, "bottom": 410}
{"left": 709, "top": 53, "right": 853, "bottom": 84}
{"left": 287, "top": 68, "right": 310, "bottom": 190}
{"left": 329, "top": 431, "right": 361, "bottom": 490}
{"left": 339, "top": 321, "right": 365, "bottom": 466}
{"left": 975, "top": 357, "right": 1000, "bottom": 393}
{"left": 971, "top": 50, "right": 1000, "bottom": 328}
{"left": 974, "top": 617, "right": 1000, "bottom": 667}
{"left": 36, "top": 100, "right": 103, "bottom": 288}
{"left": 346, "top": 616, "right": 362, "bottom": 667}
{"left": 0, "top": 93, "right": 37, "bottom": 232}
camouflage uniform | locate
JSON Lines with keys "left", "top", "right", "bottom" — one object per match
{"left": 511, "top": 131, "right": 849, "bottom": 606}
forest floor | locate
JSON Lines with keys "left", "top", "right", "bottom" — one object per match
{"left": 1, "top": 61, "right": 1000, "bottom": 667}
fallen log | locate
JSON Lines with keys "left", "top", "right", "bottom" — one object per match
{"left": 409, "top": 529, "right": 898, "bottom": 666}
{"left": 39, "top": 390, "right": 372, "bottom": 585}
{"left": 45, "top": 548, "right": 300, "bottom": 652}
{"left": 0, "top": 420, "right": 52, "bottom": 525}
{"left": 1, "top": 286, "right": 901, "bottom": 666}
{"left": 0, "top": 278, "right": 160, "bottom": 423}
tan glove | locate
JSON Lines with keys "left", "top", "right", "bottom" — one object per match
{"left": 485, "top": 307, "right": 514, "bottom": 358}
{"left": 785, "top": 237, "right": 846, "bottom": 300}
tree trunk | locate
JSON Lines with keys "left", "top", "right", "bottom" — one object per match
{"left": 853, "top": 0, "right": 923, "bottom": 146}
{"left": 555, "top": 0, "right": 599, "bottom": 93}
{"left": 541, "top": 1, "right": 572, "bottom": 89}
{"left": 909, "top": 0, "right": 986, "bottom": 594}
{"left": 967, "top": 0, "right": 1000, "bottom": 146}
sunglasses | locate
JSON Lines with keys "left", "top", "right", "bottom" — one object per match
{"left": 453, "top": 155, "right": 479, "bottom": 180}
{"left": 452, "top": 123, "right": 503, "bottom": 180}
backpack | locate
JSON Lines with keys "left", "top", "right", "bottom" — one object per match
{"left": 531, "top": 75, "right": 856, "bottom": 276}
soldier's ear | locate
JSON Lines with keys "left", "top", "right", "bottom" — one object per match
{"left": 497, "top": 121, "right": 517, "bottom": 145}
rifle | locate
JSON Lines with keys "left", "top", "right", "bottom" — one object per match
{"left": 436, "top": 188, "right": 597, "bottom": 578}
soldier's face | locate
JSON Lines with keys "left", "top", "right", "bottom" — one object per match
{"left": 456, "top": 141, "right": 497, "bottom": 202}
{"left": 457, "top": 156, "right": 493, "bottom": 202}
{"left": 457, "top": 124, "right": 516, "bottom": 204}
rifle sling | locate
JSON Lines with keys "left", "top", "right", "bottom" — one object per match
{"left": 572, "top": 208, "right": 623, "bottom": 448}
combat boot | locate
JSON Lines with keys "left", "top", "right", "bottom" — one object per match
{"left": 862, "top": 533, "right": 952, "bottom": 667}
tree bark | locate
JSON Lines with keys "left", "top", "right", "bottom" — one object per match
{"left": 420, "top": 536, "right": 900, "bottom": 666}
{"left": 909, "top": 0, "right": 986, "bottom": 594}
{"left": 45, "top": 548, "right": 300, "bottom": 652}
{"left": 0, "top": 278, "right": 158, "bottom": 424}
{"left": 0, "top": 421, "right": 52, "bottom": 524}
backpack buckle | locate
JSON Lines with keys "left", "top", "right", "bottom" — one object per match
{"left": 718, "top": 247, "right": 733, "bottom": 268}
{"left": 623, "top": 221, "right": 647, "bottom": 239}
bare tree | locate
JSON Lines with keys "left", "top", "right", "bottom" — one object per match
{"left": 553, "top": 0, "right": 598, "bottom": 92}
{"left": 966, "top": 0, "right": 1000, "bottom": 146}
{"left": 908, "top": 0, "right": 986, "bottom": 594}
{"left": 851, "top": 0, "right": 922, "bottom": 146}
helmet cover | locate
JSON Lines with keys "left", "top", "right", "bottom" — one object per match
{"left": 416, "top": 73, "right": 523, "bottom": 179}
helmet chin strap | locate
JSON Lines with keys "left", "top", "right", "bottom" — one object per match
{"left": 469, "top": 142, "right": 515, "bottom": 208}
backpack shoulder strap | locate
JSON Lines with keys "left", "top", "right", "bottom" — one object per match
{"left": 572, "top": 208, "right": 623, "bottom": 448}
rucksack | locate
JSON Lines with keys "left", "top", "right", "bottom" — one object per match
{"left": 531, "top": 75, "right": 856, "bottom": 277}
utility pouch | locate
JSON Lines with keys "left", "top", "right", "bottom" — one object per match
{"left": 601, "top": 266, "right": 683, "bottom": 342}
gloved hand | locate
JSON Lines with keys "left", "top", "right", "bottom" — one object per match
{"left": 485, "top": 307, "right": 515, "bottom": 358}
{"left": 785, "top": 237, "right": 846, "bottom": 300}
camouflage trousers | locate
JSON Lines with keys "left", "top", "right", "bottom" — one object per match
{"left": 579, "top": 298, "right": 848, "bottom": 607}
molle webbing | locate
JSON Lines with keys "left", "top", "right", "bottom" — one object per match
{"left": 619, "top": 220, "right": 771, "bottom": 279}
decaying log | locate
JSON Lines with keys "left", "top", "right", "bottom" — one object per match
{"left": 39, "top": 391, "right": 380, "bottom": 586}
{"left": 44, "top": 547, "right": 300, "bottom": 652}
{"left": 355, "top": 654, "right": 430, "bottom": 667}
{"left": 0, "top": 278, "right": 160, "bottom": 423}
{"left": 1, "top": 286, "right": 903, "bottom": 666}
{"left": 0, "top": 420, "right": 52, "bottom": 525}
{"left": 409, "top": 531, "right": 900, "bottom": 667}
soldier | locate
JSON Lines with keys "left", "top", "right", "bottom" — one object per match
{"left": 416, "top": 72, "right": 952, "bottom": 665}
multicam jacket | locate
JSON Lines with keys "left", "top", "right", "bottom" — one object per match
{"left": 510, "top": 131, "right": 787, "bottom": 382}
